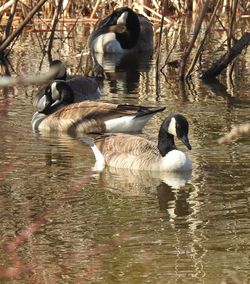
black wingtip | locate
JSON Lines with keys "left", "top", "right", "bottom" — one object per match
{"left": 135, "top": 106, "right": 166, "bottom": 118}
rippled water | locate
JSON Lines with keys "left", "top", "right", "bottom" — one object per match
{"left": 0, "top": 21, "right": 250, "bottom": 283}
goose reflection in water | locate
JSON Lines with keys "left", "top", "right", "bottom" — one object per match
{"left": 99, "top": 167, "right": 192, "bottom": 195}
{"left": 99, "top": 167, "right": 192, "bottom": 223}
{"left": 90, "top": 51, "right": 153, "bottom": 94}
{"left": 32, "top": 133, "right": 192, "bottom": 220}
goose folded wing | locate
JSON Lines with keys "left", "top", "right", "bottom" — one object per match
{"left": 95, "top": 134, "right": 159, "bottom": 156}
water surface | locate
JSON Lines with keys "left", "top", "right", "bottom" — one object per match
{"left": 0, "top": 20, "right": 250, "bottom": 283}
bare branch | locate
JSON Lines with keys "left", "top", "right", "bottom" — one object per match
{"left": 47, "top": 0, "right": 64, "bottom": 63}
{"left": 179, "top": 0, "right": 210, "bottom": 80}
{"left": 0, "top": 0, "right": 48, "bottom": 53}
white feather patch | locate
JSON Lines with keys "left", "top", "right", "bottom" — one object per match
{"left": 51, "top": 82, "right": 59, "bottom": 99}
{"left": 168, "top": 117, "right": 177, "bottom": 136}
{"left": 160, "top": 150, "right": 192, "bottom": 172}
{"left": 117, "top": 11, "right": 128, "bottom": 24}
{"left": 105, "top": 114, "right": 154, "bottom": 133}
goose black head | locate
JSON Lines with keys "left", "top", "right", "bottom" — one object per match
{"left": 99, "top": 7, "right": 140, "bottom": 49}
{"left": 35, "top": 84, "right": 54, "bottom": 113}
{"left": 166, "top": 113, "right": 192, "bottom": 150}
{"left": 114, "top": 7, "right": 140, "bottom": 49}
{"left": 37, "top": 81, "right": 74, "bottom": 113}
{"left": 158, "top": 113, "right": 191, "bottom": 157}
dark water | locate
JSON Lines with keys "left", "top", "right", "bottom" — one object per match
{"left": 0, "top": 20, "right": 250, "bottom": 283}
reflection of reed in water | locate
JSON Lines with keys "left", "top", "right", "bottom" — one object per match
{"left": 99, "top": 167, "right": 192, "bottom": 196}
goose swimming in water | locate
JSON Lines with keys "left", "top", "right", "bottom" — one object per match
{"left": 88, "top": 7, "right": 153, "bottom": 54}
{"left": 32, "top": 81, "right": 165, "bottom": 135}
{"left": 33, "top": 60, "right": 101, "bottom": 113}
{"left": 83, "top": 113, "right": 192, "bottom": 172}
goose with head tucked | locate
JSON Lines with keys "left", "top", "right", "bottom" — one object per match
{"left": 33, "top": 60, "right": 101, "bottom": 113}
{"left": 83, "top": 113, "right": 192, "bottom": 172}
{"left": 32, "top": 80, "right": 165, "bottom": 135}
{"left": 88, "top": 7, "right": 153, "bottom": 54}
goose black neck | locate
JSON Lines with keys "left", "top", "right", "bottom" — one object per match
{"left": 157, "top": 125, "right": 177, "bottom": 157}
{"left": 56, "top": 82, "right": 74, "bottom": 103}
{"left": 43, "top": 102, "right": 61, "bottom": 115}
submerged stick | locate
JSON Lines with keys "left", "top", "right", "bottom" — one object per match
{"left": 200, "top": 32, "right": 250, "bottom": 80}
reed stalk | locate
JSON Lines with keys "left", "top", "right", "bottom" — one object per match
{"left": 0, "top": 0, "right": 48, "bottom": 53}
{"left": 179, "top": 0, "right": 210, "bottom": 80}
{"left": 47, "top": 0, "right": 64, "bottom": 63}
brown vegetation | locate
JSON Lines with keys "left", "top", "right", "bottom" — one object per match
{"left": 0, "top": 0, "right": 249, "bottom": 83}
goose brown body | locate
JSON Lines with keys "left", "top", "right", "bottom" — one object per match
{"left": 32, "top": 101, "right": 165, "bottom": 135}
{"left": 86, "top": 113, "right": 193, "bottom": 172}
{"left": 95, "top": 134, "right": 161, "bottom": 170}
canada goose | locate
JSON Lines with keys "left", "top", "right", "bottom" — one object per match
{"left": 88, "top": 7, "right": 153, "bottom": 53}
{"left": 83, "top": 113, "right": 192, "bottom": 172}
{"left": 33, "top": 60, "right": 100, "bottom": 113}
{"left": 32, "top": 81, "right": 165, "bottom": 134}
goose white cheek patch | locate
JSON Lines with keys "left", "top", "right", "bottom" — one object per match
{"left": 51, "top": 82, "right": 60, "bottom": 100}
{"left": 168, "top": 117, "right": 177, "bottom": 136}
{"left": 117, "top": 11, "right": 128, "bottom": 24}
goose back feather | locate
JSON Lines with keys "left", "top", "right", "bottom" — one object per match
{"left": 32, "top": 100, "right": 165, "bottom": 135}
